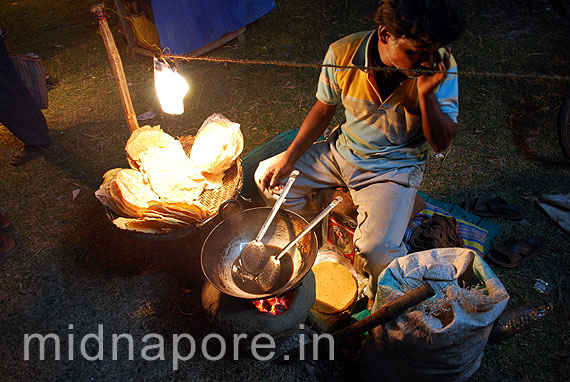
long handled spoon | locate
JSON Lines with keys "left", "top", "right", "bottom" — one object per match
{"left": 239, "top": 170, "right": 300, "bottom": 275}
{"left": 256, "top": 196, "right": 343, "bottom": 292}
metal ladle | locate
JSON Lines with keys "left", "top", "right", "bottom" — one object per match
{"left": 256, "top": 196, "right": 343, "bottom": 292}
{"left": 239, "top": 170, "right": 300, "bottom": 275}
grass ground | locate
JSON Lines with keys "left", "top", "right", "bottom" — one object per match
{"left": 1, "top": 0, "right": 569, "bottom": 380}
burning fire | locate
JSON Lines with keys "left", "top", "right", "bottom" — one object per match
{"left": 252, "top": 296, "right": 290, "bottom": 315}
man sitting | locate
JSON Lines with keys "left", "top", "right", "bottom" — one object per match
{"left": 255, "top": 0, "right": 466, "bottom": 298}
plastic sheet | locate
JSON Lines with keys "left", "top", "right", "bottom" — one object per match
{"left": 150, "top": 0, "right": 275, "bottom": 55}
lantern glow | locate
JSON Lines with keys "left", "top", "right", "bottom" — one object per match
{"left": 154, "top": 58, "right": 189, "bottom": 115}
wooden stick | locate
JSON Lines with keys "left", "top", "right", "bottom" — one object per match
{"left": 278, "top": 283, "right": 434, "bottom": 361}
{"left": 91, "top": 3, "right": 139, "bottom": 133}
{"left": 332, "top": 283, "right": 434, "bottom": 345}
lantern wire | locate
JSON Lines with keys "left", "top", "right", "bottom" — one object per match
{"left": 104, "top": 6, "right": 570, "bottom": 84}
{"left": 157, "top": 53, "right": 570, "bottom": 83}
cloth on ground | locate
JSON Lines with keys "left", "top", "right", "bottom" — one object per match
{"left": 535, "top": 192, "right": 570, "bottom": 235}
{"left": 404, "top": 199, "right": 499, "bottom": 256}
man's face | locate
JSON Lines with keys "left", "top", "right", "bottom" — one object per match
{"left": 378, "top": 29, "right": 440, "bottom": 78}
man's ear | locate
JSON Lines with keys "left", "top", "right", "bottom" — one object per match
{"left": 378, "top": 26, "right": 390, "bottom": 44}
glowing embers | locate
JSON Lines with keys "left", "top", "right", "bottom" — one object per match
{"left": 154, "top": 58, "right": 189, "bottom": 115}
{"left": 252, "top": 294, "right": 293, "bottom": 316}
{"left": 201, "top": 273, "right": 316, "bottom": 345}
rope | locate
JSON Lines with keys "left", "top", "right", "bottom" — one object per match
{"left": 158, "top": 54, "right": 570, "bottom": 83}
{"left": 92, "top": 6, "right": 107, "bottom": 22}
{"left": 99, "top": 4, "right": 570, "bottom": 84}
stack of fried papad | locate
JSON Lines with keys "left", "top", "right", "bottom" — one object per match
{"left": 113, "top": 200, "right": 210, "bottom": 234}
{"left": 95, "top": 122, "right": 246, "bottom": 234}
{"left": 96, "top": 166, "right": 211, "bottom": 234}
{"left": 95, "top": 169, "right": 159, "bottom": 217}
{"left": 308, "top": 261, "right": 358, "bottom": 332}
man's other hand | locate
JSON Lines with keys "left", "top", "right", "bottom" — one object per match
{"left": 259, "top": 158, "right": 294, "bottom": 194}
{"left": 417, "top": 47, "right": 451, "bottom": 96}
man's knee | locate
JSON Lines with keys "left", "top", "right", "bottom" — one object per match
{"left": 358, "top": 243, "right": 408, "bottom": 299}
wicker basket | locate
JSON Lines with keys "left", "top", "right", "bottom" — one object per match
{"left": 105, "top": 134, "right": 243, "bottom": 241}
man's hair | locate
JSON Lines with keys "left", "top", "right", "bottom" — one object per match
{"left": 374, "top": 0, "right": 466, "bottom": 47}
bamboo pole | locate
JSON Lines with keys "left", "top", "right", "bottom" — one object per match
{"left": 91, "top": 3, "right": 139, "bottom": 133}
{"left": 331, "top": 283, "right": 434, "bottom": 344}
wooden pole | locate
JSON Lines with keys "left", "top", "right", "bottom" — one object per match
{"left": 91, "top": 3, "right": 139, "bottom": 133}
{"left": 331, "top": 283, "right": 434, "bottom": 345}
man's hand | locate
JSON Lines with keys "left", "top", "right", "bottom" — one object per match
{"left": 417, "top": 47, "right": 451, "bottom": 97}
{"left": 416, "top": 47, "right": 457, "bottom": 153}
{"left": 259, "top": 157, "right": 294, "bottom": 194}
{"left": 259, "top": 100, "right": 336, "bottom": 194}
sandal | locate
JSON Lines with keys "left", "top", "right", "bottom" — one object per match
{"left": 463, "top": 197, "right": 526, "bottom": 220}
{"left": 486, "top": 236, "right": 546, "bottom": 268}
{"left": 0, "top": 221, "right": 13, "bottom": 233}
{"left": 11, "top": 144, "right": 48, "bottom": 167}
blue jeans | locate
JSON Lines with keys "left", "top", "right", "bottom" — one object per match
{"left": 254, "top": 137, "right": 422, "bottom": 298}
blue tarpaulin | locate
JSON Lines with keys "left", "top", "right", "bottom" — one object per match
{"left": 150, "top": 0, "right": 275, "bottom": 55}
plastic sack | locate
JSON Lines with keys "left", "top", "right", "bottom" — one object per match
{"left": 189, "top": 113, "right": 244, "bottom": 174}
{"left": 357, "top": 247, "right": 509, "bottom": 382}
{"left": 10, "top": 53, "right": 48, "bottom": 109}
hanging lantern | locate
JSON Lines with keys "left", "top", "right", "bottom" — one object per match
{"left": 154, "top": 58, "right": 189, "bottom": 115}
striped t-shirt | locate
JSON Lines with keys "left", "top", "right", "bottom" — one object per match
{"left": 316, "top": 31, "right": 459, "bottom": 179}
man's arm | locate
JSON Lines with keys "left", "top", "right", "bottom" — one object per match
{"left": 417, "top": 49, "right": 458, "bottom": 153}
{"left": 418, "top": 92, "right": 457, "bottom": 153}
{"left": 260, "top": 100, "right": 336, "bottom": 191}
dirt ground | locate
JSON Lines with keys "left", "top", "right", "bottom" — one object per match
{"left": 1, "top": 0, "right": 569, "bottom": 381}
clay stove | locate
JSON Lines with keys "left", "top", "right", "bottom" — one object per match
{"left": 201, "top": 271, "right": 316, "bottom": 347}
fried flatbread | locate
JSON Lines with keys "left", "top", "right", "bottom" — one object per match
{"left": 113, "top": 216, "right": 187, "bottom": 234}
{"left": 312, "top": 261, "right": 357, "bottom": 314}
{"left": 138, "top": 141, "right": 207, "bottom": 202}
{"left": 101, "top": 168, "right": 123, "bottom": 185}
{"left": 95, "top": 168, "right": 136, "bottom": 217}
{"left": 189, "top": 117, "right": 243, "bottom": 174}
{"left": 203, "top": 172, "right": 225, "bottom": 190}
{"left": 125, "top": 125, "right": 175, "bottom": 169}
{"left": 96, "top": 168, "right": 121, "bottom": 209}
{"left": 144, "top": 200, "right": 211, "bottom": 223}
{"left": 114, "top": 169, "right": 159, "bottom": 217}
{"left": 95, "top": 184, "right": 117, "bottom": 214}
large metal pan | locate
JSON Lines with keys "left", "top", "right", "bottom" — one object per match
{"left": 201, "top": 205, "right": 318, "bottom": 300}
